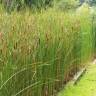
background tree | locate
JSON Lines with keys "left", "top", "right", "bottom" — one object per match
{"left": 1, "top": 0, "right": 54, "bottom": 12}
{"left": 87, "top": 0, "right": 96, "bottom": 6}
{"left": 56, "top": 0, "right": 79, "bottom": 11}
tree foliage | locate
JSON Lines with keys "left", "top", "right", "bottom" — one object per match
{"left": 87, "top": 0, "right": 96, "bottom": 6}
{"left": 56, "top": 0, "right": 79, "bottom": 11}
{"left": 0, "top": 0, "right": 81, "bottom": 12}
{"left": 1, "top": 0, "right": 53, "bottom": 12}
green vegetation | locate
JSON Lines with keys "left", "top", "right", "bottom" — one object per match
{"left": 0, "top": 0, "right": 96, "bottom": 96}
{"left": 87, "top": 0, "right": 96, "bottom": 6}
{"left": 56, "top": 0, "right": 79, "bottom": 11}
{"left": 58, "top": 63, "right": 96, "bottom": 96}
{"left": 1, "top": 0, "right": 54, "bottom": 12}
{"left": 0, "top": 0, "right": 79, "bottom": 12}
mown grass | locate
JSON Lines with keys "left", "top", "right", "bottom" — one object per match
{"left": 58, "top": 63, "right": 96, "bottom": 96}
{"left": 0, "top": 8, "right": 94, "bottom": 96}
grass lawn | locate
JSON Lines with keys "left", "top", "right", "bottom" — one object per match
{"left": 58, "top": 63, "right": 96, "bottom": 96}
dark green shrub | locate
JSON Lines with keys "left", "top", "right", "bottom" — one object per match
{"left": 2, "top": 0, "right": 23, "bottom": 12}
{"left": 1, "top": 0, "right": 53, "bottom": 12}
{"left": 56, "top": 0, "right": 79, "bottom": 11}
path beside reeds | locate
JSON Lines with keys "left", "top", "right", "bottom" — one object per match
{"left": 58, "top": 61, "right": 96, "bottom": 96}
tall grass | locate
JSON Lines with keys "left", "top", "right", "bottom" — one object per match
{"left": 0, "top": 9, "right": 94, "bottom": 96}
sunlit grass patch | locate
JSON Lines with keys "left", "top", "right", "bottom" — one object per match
{"left": 58, "top": 64, "right": 96, "bottom": 96}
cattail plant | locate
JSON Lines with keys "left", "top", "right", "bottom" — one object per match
{"left": 0, "top": 8, "right": 94, "bottom": 96}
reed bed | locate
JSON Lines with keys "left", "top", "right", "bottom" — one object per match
{"left": 0, "top": 9, "right": 94, "bottom": 96}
